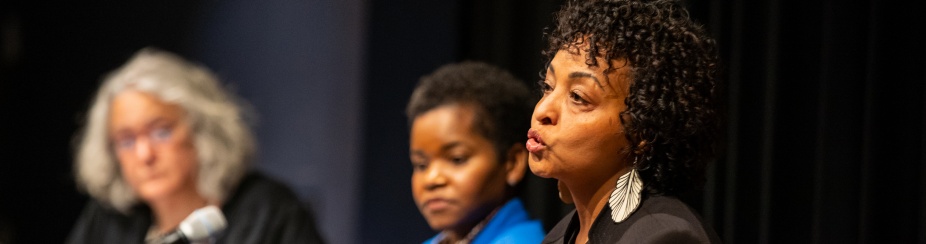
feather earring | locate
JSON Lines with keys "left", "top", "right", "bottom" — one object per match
{"left": 608, "top": 157, "right": 643, "bottom": 223}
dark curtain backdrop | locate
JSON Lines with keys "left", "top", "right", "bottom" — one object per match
{"left": 2, "top": 0, "right": 925, "bottom": 243}
{"left": 689, "top": 0, "right": 926, "bottom": 243}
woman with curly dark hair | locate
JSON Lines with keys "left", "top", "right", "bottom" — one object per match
{"left": 526, "top": 0, "right": 722, "bottom": 243}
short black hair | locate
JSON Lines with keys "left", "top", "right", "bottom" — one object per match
{"left": 545, "top": 0, "right": 721, "bottom": 197}
{"left": 406, "top": 61, "right": 535, "bottom": 161}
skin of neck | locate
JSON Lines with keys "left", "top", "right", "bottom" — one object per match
{"left": 444, "top": 221, "right": 476, "bottom": 243}
{"left": 563, "top": 167, "right": 630, "bottom": 244}
{"left": 147, "top": 187, "right": 209, "bottom": 234}
{"left": 442, "top": 194, "right": 513, "bottom": 243}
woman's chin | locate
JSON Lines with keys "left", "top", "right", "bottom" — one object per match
{"left": 424, "top": 217, "right": 456, "bottom": 233}
{"left": 136, "top": 184, "right": 183, "bottom": 203}
{"left": 528, "top": 161, "right": 555, "bottom": 178}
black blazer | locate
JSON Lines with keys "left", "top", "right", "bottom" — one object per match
{"left": 543, "top": 195, "right": 720, "bottom": 244}
{"left": 66, "top": 172, "right": 325, "bottom": 244}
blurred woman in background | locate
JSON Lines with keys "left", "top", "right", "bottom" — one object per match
{"left": 67, "top": 48, "right": 324, "bottom": 244}
{"left": 406, "top": 62, "right": 545, "bottom": 244}
{"left": 528, "top": 0, "right": 722, "bottom": 243}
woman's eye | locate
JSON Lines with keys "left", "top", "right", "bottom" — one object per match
{"left": 570, "top": 91, "right": 589, "bottom": 105}
{"left": 411, "top": 156, "right": 428, "bottom": 171}
{"left": 450, "top": 156, "right": 469, "bottom": 165}
{"left": 412, "top": 162, "right": 427, "bottom": 171}
{"left": 151, "top": 127, "right": 172, "bottom": 141}
{"left": 537, "top": 80, "right": 553, "bottom": 94}
{"left": 114, "top": 136, "right": 136, "bottom": 150}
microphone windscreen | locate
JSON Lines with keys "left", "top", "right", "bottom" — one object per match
{"left": 178, "top": 205, "right": 227, "bottom": 241}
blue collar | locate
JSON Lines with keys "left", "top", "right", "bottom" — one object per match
{"left": 471, "top": 198, "right": 532, "bottom": 243}
{"left": 425, "top": 198, "right": 540, "bottom": 244}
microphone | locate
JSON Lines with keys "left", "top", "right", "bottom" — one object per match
{"left": 160, "top": 205, "right": 227, "bottom": 244}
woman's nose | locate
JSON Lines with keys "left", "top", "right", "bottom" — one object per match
{"left": 134, "top": 139, "right": 156, "bottom": 165}
{"left": 533, "top": 95, "right": 559, "bottom": 126}
{"left": 423, "top": 163, "right": 448, "bottom": 190}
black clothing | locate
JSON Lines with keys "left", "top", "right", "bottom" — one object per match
{"left": 543, "top": 195, "right": 720, "bottom": 244}
{"left": 66, "top": 172, "right": 324, "bottom": 244}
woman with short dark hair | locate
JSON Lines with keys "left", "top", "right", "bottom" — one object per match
{"left": 407, "top": 61, "right": 545, "bottom": 244}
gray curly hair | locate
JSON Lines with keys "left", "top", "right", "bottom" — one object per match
{"left": 74, "top": 48, "right": 255, "bottom": 213}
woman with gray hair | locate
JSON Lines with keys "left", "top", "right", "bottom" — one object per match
{"left": 66, "top": 48, "right": 324, "bottom": 244}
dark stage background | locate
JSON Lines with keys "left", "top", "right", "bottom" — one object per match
{"left": 2, "top": 0, "right": 925, "bottom": 243}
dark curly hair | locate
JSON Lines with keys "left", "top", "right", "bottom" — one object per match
{"left": 407, "top": 61, "right": 536, "bottom": 162}
{"left": 544, "top": 0, "right": 721, "bottom": 197}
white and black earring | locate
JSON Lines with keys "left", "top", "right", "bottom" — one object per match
{"left": 608, "top": 156, "right": 643, "bottom": 223}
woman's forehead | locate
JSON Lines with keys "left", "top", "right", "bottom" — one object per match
{"left": 550, "top": 49, "right": 633, "bottom": 96}
{"left": 108, "top": 91, "right": 185, "bottom": 129}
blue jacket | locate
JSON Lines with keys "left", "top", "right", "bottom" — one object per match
{"left": 425, "top": 198, "right": 545, "bottom": 244}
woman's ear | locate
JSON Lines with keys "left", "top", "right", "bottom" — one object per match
{"left": 504, "top": 144, "right": 528, "bottom": 187}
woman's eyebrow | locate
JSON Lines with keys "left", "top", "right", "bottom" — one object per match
{"left": 410, "top": 150, "right": 428, "bottom": 159}
{"left": 440, "top": 141, "right": 463, "bottom": 152}
{"left": 145, "top": 117, "right": 168, "bottom": 128}
{"left": 569, "top": 71, "right": 604, "bottom": 89}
